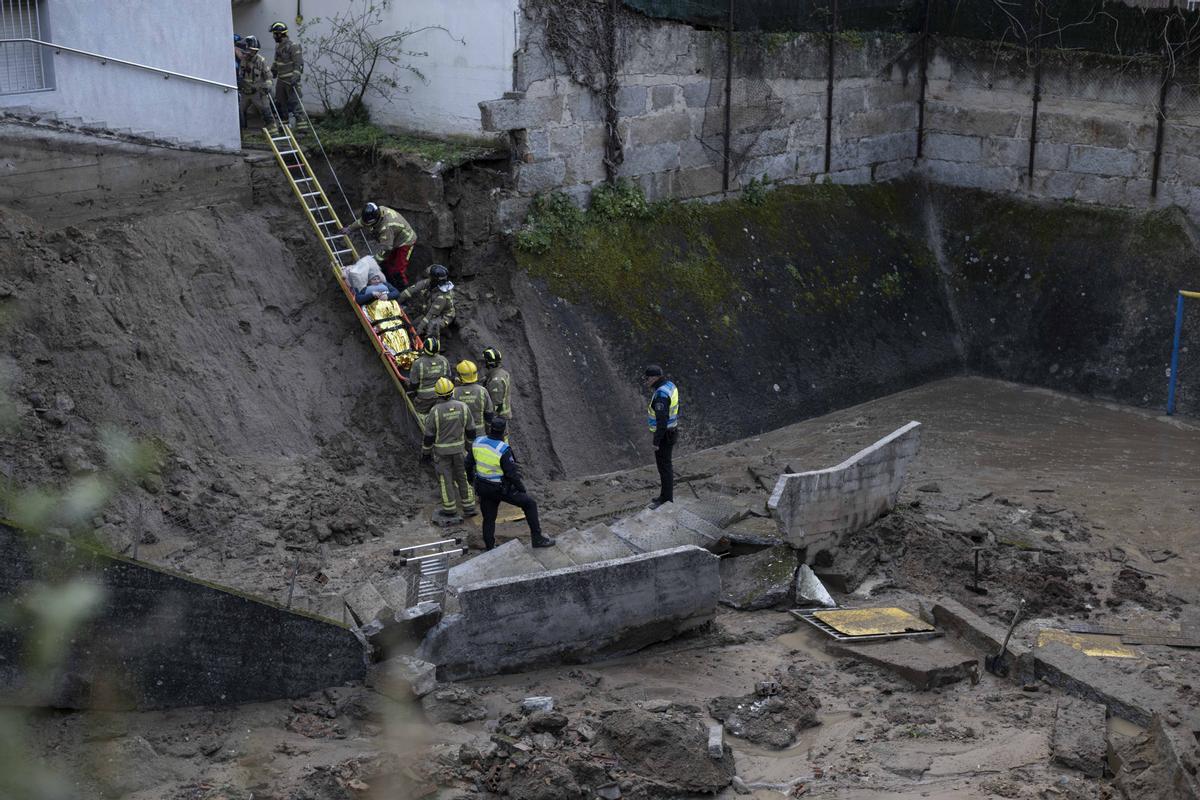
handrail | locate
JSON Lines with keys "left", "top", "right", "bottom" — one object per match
{"left": 0, "top": 38, "right": 236, "bottom": 91}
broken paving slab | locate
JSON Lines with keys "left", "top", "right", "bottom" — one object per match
{"left": 826, "top": 638, "right": 979, "bottom": 690}
{"left": 719, "top": 543, "right": 798, "bottom": 610}
{"left": 608, "top": 505, "right": 723, "bottom": 553}
{"left": 677, "top": 496, "right": 750, "bottom": 530}
{"left": 795, "top": 564, "right": 835, "bottom": 608}
{"left": 767, "top": 421, "right": 920, "bottom": 557}
{"left": 1053, "top": 697, "right": 1108, "bottom": 778}
{"left": 927, "top": 596, "right": 1035, "bottom": 683}
{"left": 418, "top": 545, "right": 720, "bottom": 680}
{"left": 554, "top": 524, "right": 637, "bottom": 564}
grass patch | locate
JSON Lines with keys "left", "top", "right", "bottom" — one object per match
{"left": 241, "top": 117, "right": 501, "bottom": 167}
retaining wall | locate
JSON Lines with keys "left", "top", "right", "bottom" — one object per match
{"left": 768, "top": 421, "right": 921, "bottom": 557}
{"left": 0, "top": 525, "right": 366, "bottom": 710}
{"left": 419, "top": 545, "right": 720, "bottom": 680}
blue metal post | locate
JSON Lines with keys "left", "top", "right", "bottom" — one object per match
{"left": 1167, "top": 292, "right": 1185, "bottom": 415}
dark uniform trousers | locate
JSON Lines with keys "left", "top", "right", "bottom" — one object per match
{"left": 476, "top": 480, "right": 542, "bottom": 550}
{"left": 655, "top": 428, "right": 678, "bottom": 503}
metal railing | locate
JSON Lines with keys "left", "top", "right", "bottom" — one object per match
{"left": 0, "top": 37, "right": 236, "bottom": 91}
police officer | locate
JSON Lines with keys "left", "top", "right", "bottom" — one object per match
{"left": 481, "top": 347, "right": 512, "bottom": 423}
{"left": 238, "top": 36, "right": 275, "bottom": 130}
{"left": 422, "top": 377, "right": 476, "bottom": 522}
{"left": 453, "top": 360, "right": 495, "bottom": 431}
{"left": 269, "top": 21, "right": 303, "bottom": 130}
{"left": 643, "top": 364, "right": 680, "bottom": 509}
{"left": 339, "top": 202, "right": 417, "bottom": 286}
{"left": 410, "top": 336, "right": 449, "bottom": 418}
{"left": 467, "top": 418, "right": 554, "bottom": 550}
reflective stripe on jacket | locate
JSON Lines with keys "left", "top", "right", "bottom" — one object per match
{"left": 423, "top": 399, "right": 473, "bottom": 455}
{"left": 472, "top": 436, "right": 509, "bottom": 483}
{"left": 647, "top": 381, "right": 680, "bottom": 432}
{"left": 411, "top": 354, "right": 449, "bottom": 399}
{"left": 272, "top": 37, "right": 303, "bottom": 82}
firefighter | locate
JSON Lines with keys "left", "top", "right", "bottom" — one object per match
{"left": 269, "top": 21, "right": 303, "bottom": 130}
{"left": 410, "top": 337, "right": 450, "bottom": 417}
{"left": 398, "top": 264, "right": 455, "bottom": 339}
{"left": 453, "top": 360, "right": 495, "bottom": 432}
{"left": 643, "top": 364, "right": 680, "bottom": 509}
{"left": 422, "top": 377, "right": 476, "bottom": 522}
{"left": 467, "top": 418, "right": 554, "bottom": 549}
{"left": 237, "top": 36, "right": 275, "bottom": 130}
{"left": 481, "top": 347, "right": 512, "bottom": 423}
{"left": 339, "top": 202, "right": 417, "bottom": 286}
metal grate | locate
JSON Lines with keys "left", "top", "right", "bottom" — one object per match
{"left": 789, "top": 608, "right": 940, "bottom": 642}
{"left": 0, "top": 0, "right": 48, "bottom": 94}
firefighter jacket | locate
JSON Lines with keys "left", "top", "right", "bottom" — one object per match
{"left": 453, "top": 383, "right": 495, "bottom": 430}
{"left": 422, "top": 399, "right": 475, "bottom": 456}
{"left": 272, "top": 36, "right": 303, "bottom": 83}
{"left": 239, "top": 52, "right": 273, "bottom": 93}
{"left": 411, "top": 354, "right": 450, "bottom": 401}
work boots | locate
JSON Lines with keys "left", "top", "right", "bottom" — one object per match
{"left": 531, "top": 535, "right": 556, "bottom": 548}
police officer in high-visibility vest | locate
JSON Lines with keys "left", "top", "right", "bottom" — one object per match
{"left": 421, "top": 377, "right": 476, "bottom": 522}
{"left": 643, "top": 364, "right": 680, "bottom": 509}
{"left": 467, "top": 418, "right": 555, "bottom": 550}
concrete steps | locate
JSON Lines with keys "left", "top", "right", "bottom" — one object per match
{"left": 0, "top": 104, "right": 215, "bottom": 152}
{"left": 447, "top": 504, "right": 728, "bottom": 591}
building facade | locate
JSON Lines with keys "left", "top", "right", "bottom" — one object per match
{"left": 0, "top": 0, "right": 240, "bottom": 150}
{"left": 232, "top": 0, "right": 519, "bottom": 137}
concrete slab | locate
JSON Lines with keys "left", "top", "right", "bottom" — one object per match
{"left": 528, "top": 539, "right": 578, "bottom": 571}
{"left": 1053, "top": 697, "right": 1108, "bottom": 778}
{"left": 448, "top": 540, "right": 547, "bottom": 591}
{"left": 677, "top": 497, "right": 749, "bottom": 530}
{"left": 419, "top": 546, "right": 720, "bottom": 680}
{"left": 610, "top": 506, "right": 722, "bottom": 553}
{"left": 927, "top": 596, "right": 1035, "bottom": 683}
{"left": 555, "top": 525, "right": 637, "bottom": 564}
{"left": 826, "top": 638, "right": 979, "bottom": 690}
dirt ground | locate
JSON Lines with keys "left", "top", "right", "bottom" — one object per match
{"left": 19, "top": 375, "right": 1200, "bottom": 799}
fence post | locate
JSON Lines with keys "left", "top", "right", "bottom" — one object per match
{"left": 915, "top": 0, "right": 933, "bottom": 161}
{"left": 1168, "top": 292, "right": 1186, "bottom": 415}
{"left": 1025, "top": 0, "right": 1043, "bottom": 187}
{"left": 723, "top": 0, "right": 733, "bottom": 192}
{"left": 824, "top": 0, "right": 839, "bottom": 173}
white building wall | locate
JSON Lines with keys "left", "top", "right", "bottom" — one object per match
{"left": 233, "top": 0, "right": 519, "bottom": 137}
{"left": 0, "top": 0, "right": 240, "bottom": 150}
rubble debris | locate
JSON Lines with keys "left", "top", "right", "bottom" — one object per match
{"left": 1115, "top": 715, "right": 1200, "bottom": 800}
{"left": 812, "top": 542, "right": 879, "bottom": 593}
{"left": 360, "top": 601, "right": 443, "bottom": 657}
{"left": 342, "top": 582, "right": 388, "bottom": 626}
{"left": 707, "top": 724, "right": 724, "bottom": 759}
{"left": 1052, "top": 697, "right": 1108, "bottom": 777}
{"left": 718, "top": 543, "right": 798, "bottom": 610}
{"left": 708, "top": 665, "right": 821, "bottom": 749}
{"left": 593, "top": 706, "right": 735, "bottom": 794}
{"left": 421, "top": 685, "right": 488, "bottom": 724}
{"left": 827, "top": 639, "right": 979, "bottom": 690}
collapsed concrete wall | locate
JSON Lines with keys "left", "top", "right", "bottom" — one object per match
{"left": 0, "top": 525, "right": 366, "bottom": 710}
{"left": 420, "top": 545, "right": 720, "bottom": 680}
{"left": 768, "top": 421, "right": 921, "bottom": 558}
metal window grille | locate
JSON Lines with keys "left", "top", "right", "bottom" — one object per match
{"left": 1, "top": 0, "right": 48, "bottom": 94}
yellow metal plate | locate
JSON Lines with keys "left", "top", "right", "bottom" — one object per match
{"left": 813, "top": 607, "right": 935, "bottom": 637}
{"left": 468, "top": 507, "right": 526, "bottom": 527}
{"left": 1037, "top": 629, "right": 1139, "bottom": 659}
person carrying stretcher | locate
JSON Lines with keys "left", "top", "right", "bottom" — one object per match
{"left": 340, "top": 202, "right": 416, "bottom": 286}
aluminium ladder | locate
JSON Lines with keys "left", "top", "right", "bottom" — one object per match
{"left": 264, "top": 124, "right": 422, "bottom": 421}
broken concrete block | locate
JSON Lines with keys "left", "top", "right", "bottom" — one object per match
{"left": 928, "top": 596, "right": 1035, "bottom": 683}
{"left": 708, "top": 664, "right": 821, "bottom": 749}
{"left": 420, "top": 546, "right": 720, "bottom": 680}
{"left": 342, "top": 582, "right": 387, "bottom": 627}
{"left": 708, "top": 724, "right": 725, "bottom": 759}
{"left": 361, "top": 601, "right": 444, "bottom": 658}
{"left": 521, "top": 696, "right": 555, "bottom": 715}
{"left": 768, "top": 421, "right": 921, "bottom": 555}
{"left": 448, "top": 539, "right": 547, "bottom": 590}
{"left": 795, "top": 564, "right": 836, "bottom": 608}
{"left": 376, "top": 655, "right": 437, "bottom": 700}
{"left": 1053, "top": 697, "right": 1108, "bottom": 778}
{"left": 826, "top": 639, "right": 979, "bottom": 691}
{"left": 719, "top": 544, "right": 798, "bottom": 610}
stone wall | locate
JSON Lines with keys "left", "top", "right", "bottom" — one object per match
{"left": 768, "top": 421, "right": 921, "bottom": 559}
{"left": 0, "top": 525, "right": 367, "bottom": 710}
{"left": 485, "top": 14, "right": 922, "bottom": 222}
{"left": 482, "top": 5, "right": 1200, "bottom": 222}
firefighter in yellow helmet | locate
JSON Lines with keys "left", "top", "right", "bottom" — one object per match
{"left": 421, "top": 377, "right": 476, "bottom": 522}
{"left": 452, "top": 360, "right": 494, "bottom": 432}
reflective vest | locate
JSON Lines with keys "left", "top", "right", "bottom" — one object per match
{"left": 472, "top": 436, "right": 509, "bottom": 483}
{"left": 647, "top": 381, "right": 680, "bottom": 432}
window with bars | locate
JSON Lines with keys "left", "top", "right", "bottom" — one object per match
{"left": 1, "top": 0, "right": 51, "bottom": 94}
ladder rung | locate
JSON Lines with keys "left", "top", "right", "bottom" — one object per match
{"left": 332, "top": 248, "right": 352, "bottom": 255}
{"left": 295, "top": 177, "right": 314, "bottom": 183}
{"left": 317, "top": 219, "right": 338, "bottom": 226}
{"left": 277, "top": 149, "right": 298, "bottom": 155}
{"left": 301, "top": 191, "right": 321, "bottom": 198}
